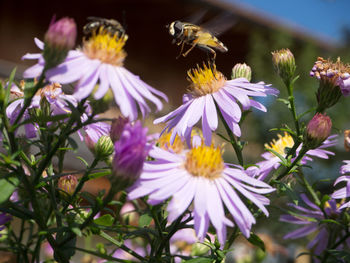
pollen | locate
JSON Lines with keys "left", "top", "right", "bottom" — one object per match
{"left": 36, "top": 83, "right": 61, "bottom": 99}
{"left": 187, "top": 63, "right": 226, "bottom": 97}
{"left": 265, "top": 132, "right": 294, "bottom": 156}
{"left": 82, "top": 28, "right": 127, "bottom": 66}
{"left": 157, "top": 132, "right": 184, "bottom": 154}
{"left": 184, "top": 144, "right": 224, "bottom": 179}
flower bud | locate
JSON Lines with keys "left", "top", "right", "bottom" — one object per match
{"left": 58, "top": 175, "right": 78, "bottom": 195}
{"left": 271, "top": 49, "right": 296, "bottom": 82}
{"left": 43, "top": 17, "right": 77, "bottom": 68}
{"left": 110, "top": 117, "right": 129, "bottom": 143}
{"left": 304, "top": 113, "right": 332, "bottom": 149}
{"left": 231, "top": 63, "right": 252, "bottom": 81}
{"left": 344, "top": 130, "right": 350, "bottom": 151}
{"left": 94, "top": 135, "right": 114, "bottom": 159}
{"left": 112, "top": 121, "right": 149, "bottom": 189}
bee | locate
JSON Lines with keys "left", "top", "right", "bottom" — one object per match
{"left": 168, "top": 20, "right": 228, "bottom": 60}
{"left": 83, "top": 17, "right": 127, "bottom": 39}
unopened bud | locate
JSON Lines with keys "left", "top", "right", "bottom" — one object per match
{"left": 304, "top": 113, "right": 332, "bottom": 149}
{"left": 43, "top": 17, "right": 77, "bottom": 68}
{"left": 110, "top": 117, "right": 129, "bottom": 143}
{"left": 112, "top": 121, "right": 149, "bottom": 189}
{"left": 95, "top": 135, "right": 114, "bottom": 159}
{"left": 58, "top": 175, "right": 78, "bottom": 195}
{"left": 231, "top": 63, "right": 252, "bottom": 81}
{"left": 271, "top": 49, "right": 296, "bottom": 82}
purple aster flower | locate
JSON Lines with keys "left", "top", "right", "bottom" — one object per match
{"left": 22, "top": 34, "right": 167, "bottom": 121}
{"left": 250, "top": 133, "right": 337, "bottom": 181}
{"left": 113, "top": 121, "right": 149, "bottom": 184}
{"left": 0, "top": 213, "right": 11, "bottom": 236}
{"left": 331, "top": 161, "right": 350, "bottom": 209}
{"left": 128, "top": 141, "right": 275, "bottom": 245}
{"left": 280, "top": 194, "right": 349, "bottom": 261}
{"left": 154, "top": 63, "right": 278, "bottom": 146}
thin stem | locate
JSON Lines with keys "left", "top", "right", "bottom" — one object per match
{"left": 286, "top": 79, "right": 301, "bottom": 136}
{"left": 215, "top": 103, "right": 244, "bottom": 166}
{"left": 224, "top": 226, "right": 239, "bottom": 250}
{"left": 298, "top": 173, "right": 320, "bottom": 206}
{"left": 275, "top": 147, "right": 308, "bottom": 181}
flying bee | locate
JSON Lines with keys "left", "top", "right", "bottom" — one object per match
{"left": 83, "top": 17, "right": 127, "bottom": 39}
{"left": 168, "top": 20, "right": 229, "bottom": 60}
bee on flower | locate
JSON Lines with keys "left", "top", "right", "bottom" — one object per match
{"left": 22, "top": 21, "right": 167, "bottom": 121}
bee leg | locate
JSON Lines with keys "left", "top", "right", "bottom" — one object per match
{"left": 182, "top": 39, "right": 199, "bottom": 57}
{"left": 176, "top": 41, "right": 185, "bottom": 59}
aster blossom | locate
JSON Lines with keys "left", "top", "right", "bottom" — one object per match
{"left": 128, "top": 140, "right": 275, "bottom": 244}
{"left": 249, "top": 133, "right": 337, "bottom": 181}
{"left": 22, "top": 30, "right": 167, "bottom": 120}
{"left": 154, "top": 63, "right": 278, "bottom": 146}
{"left": 280, "top": 194, "right": 350, "bottom": 261}
{"left": 331, "top": 160, "right": 350, "bottom": 209}
{"left": 0, "top": 213, "right": 11, "bottom": 236}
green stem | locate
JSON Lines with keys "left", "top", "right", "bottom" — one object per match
{"left": 13, "top": 68, "right": 47, "bottom": 126}
{"left": 61, "top": 157, "right": 99, "bottom": 214}
{"left": 298, "top": 173, "right": 320, "bottom": 206}
{"left": 224, "top": 226, "right": 239, "bottom": 250}
{"left": 286, "top": 79, "right": 301, "bottom": 136}
{"left": 215, "top": 103, "right": 244, "bottom": 166}
{"left": 275, "top": 147, "right": 308, "bottom": 181}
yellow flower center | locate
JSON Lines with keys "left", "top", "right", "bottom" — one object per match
{"left": 187, "top": 63, "right": 226, "bottom": 97}
{"left": 184, "top": 144, "right": 224, "bottom": 179}
{"left": 157, "top": 132, "right": 184, "bottom": 154}
{"left": 82, "top": 28, "right": 127, "bottom": 66}
{"left": 265, "top": 132, "right": 294, "bottom": 156}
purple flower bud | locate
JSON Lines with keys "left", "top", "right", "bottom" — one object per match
{"left": 43, "top": 17, "right": 77, "bottom": 68}
{"left": 305, "top": 113, "right": 332, "bottom": 149}
{"left": 112, "top": 121, "right": 150, "bottom": 188}
{"left": 45, "top": 17, "right": 77, "bottom": 50}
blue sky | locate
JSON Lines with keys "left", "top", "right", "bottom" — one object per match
{"left": 226, "top": 0, "right": 350, "bottom": 43}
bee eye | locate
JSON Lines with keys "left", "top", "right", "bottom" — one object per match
{"left": 174, "top": 21, "right": 183, "bottom": 35}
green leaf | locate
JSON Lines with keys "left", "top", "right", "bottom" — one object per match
{"left": 71, "top": 227, "right": 82, "bottom": 237}
{"left": 184, "top": 257, "right": 213, "bottom": 263}
{"left": 247, "top": 233, "right": 265, "bottom": 251}
{"left": 0, "top": 177, "right": 19, "bottom": 204}
{"left": 76, "top": 156, "right": 89, "bottom": 167}
{"left": 68, "top": 136, "right": 78, "bottom": 151}
{"left": 277, "top": 98, "right": 290, "bottom": 106}
{"left": 138, "top": 214, "right": 153, "bottom": 227}
{"left": 93, "top": 214, "right": 114, "bottom": 227}
{"left": 265, "top": 148, "right": 288, "bottom": 166}
{"left": 88, "top": 170, "right": 111, "bottom": 180}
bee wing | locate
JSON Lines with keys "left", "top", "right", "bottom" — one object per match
{"left": 181, "top": 9, "right": 208, "bottom": 25}
{"left": 86, "top": 16, "right": 105, "bottom": 22}
{"left": 200, "top": 12, "right": 237, "bottom": 36}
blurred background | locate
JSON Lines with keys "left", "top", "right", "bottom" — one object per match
{"left": 1, "top": 0, "right": 350, "bottom": 262}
